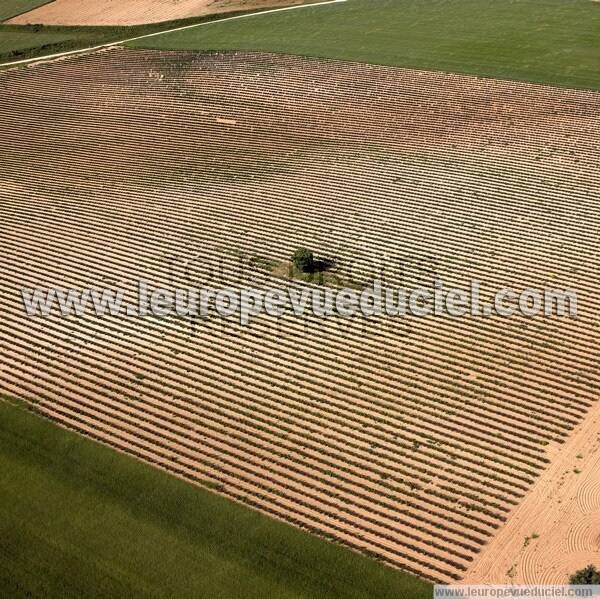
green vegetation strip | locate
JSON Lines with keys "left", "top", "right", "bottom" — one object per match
{"left": 0, "top": 26, "right": 100, "bottom": 59}
{"left": 127, "top": 0, "right": 600, "bottom": 90}
{"left": 0, "top": 397, "right": 432, "bottom": 598}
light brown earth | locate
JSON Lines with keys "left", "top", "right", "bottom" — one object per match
{"left": 463, "top": 401, "right": 600, "bottom": 585}
{"left": 0, "top": 48, "right": 598, "bottom": 583}
{"left": 7, "top": 0, "right": 312, "bottom": 25}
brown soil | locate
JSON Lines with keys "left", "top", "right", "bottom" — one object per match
{"left": 7, "top": 0, "right": 312, "bottom": 26}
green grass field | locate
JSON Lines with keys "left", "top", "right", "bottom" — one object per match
{"left": 0, "top": 397, "right": 432, "bottom": 598}
{"left": 2, "top": 0, "right": 598, "bottom": 89}
{"left": 127, "top": 0, "right": 600, "bottom": 90}
{"left": 0, "top": 0, "right": 53, "bottom": 22}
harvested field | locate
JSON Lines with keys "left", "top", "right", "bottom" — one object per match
{"left": 7, "top": 0, "right": 313, "bottom": 25}
{"left": 0, "top": 48, "right": 598, "bottom": 583}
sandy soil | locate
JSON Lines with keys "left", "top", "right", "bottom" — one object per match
{"left": 7, "top": 0, "right": 312, "bottom": 25}
{"left": 463, "top": 400, "right": 600, "bottom": 585}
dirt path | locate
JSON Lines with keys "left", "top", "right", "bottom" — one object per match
{"left": 8, "top": 0, "right": 316, "bottom": 25}
{"left": 462, "top": 400, "right": 600, "bottom": 585}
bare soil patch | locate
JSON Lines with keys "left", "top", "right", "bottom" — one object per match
{"left": 7, "top": 0, "right": 312, "bottom": 26}
{"left": 463, "top": 401, "right": 600, "bottom": 585}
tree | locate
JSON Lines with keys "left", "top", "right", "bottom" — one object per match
{"left": 291, "top": 248, "right": 314, "bottom": 273}
{"left": 569, "top": 565, "right": 600, "bottom": 585}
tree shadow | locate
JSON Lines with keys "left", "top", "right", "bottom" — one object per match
{"left": 311, "top": 257, "right": 336, "bottom": 273}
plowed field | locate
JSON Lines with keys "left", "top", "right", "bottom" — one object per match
{"left": 0, "top": 48, "right": 598, "bottom": 583}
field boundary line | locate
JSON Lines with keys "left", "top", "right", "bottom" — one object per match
{"left": 0, "top": 0, "right": 347, "bottom": 68}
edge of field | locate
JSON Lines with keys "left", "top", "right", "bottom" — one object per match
{"left": 124, "top": 0, "right": 600, "bottom": 92}
{"left": 0, "top": 395, "right": 432, "bottom": 598}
